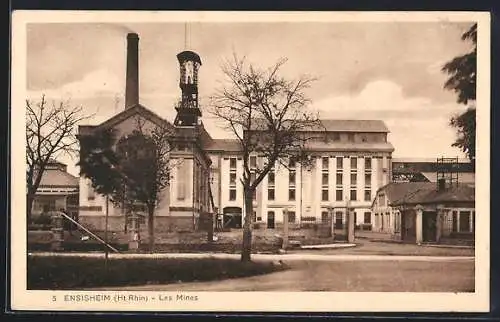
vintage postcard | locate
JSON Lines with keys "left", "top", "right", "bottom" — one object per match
{"left": 10, "top": 11, "right": 490, "bottom": 312}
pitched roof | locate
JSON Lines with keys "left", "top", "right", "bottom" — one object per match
{"left": 79, "top": 104, "right": 174, "bottom": 134}
{"left": 248, "top": 119, "right": 389, "bottom": 133}
{"left": 379, "top": 182, "right": 434, "bottom": 206}
{"left": 38, "top": 168, "right": 79, "bottom": 187}
{"left": 316, "top": 120, "right": 390, "bottom": 133}
{"left": 305, "top": 141, "right": 394, "bottom": 153}
{"left": 205, "top": 139, "right": 242, "bottom": 152}
{"left": 392, "top": 160, "right": 475, "bottom": 174}
{"left": 381, "top": 182, "right": 475, "bottom": 206}
{"left": 421, "top": 172, "right": 475, "bottom": 184}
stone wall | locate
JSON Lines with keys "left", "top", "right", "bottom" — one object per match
{"left": 78, "top": 215, "right": 199, "bottom": 233}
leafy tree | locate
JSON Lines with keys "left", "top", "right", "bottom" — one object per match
{"left": 78, "top": 118, "right": 174, "bottom": 251}
{"left": 209, "top": 55, "right": 321, "bottom": 262}
{"left": 442, "top": 23, "right": 477, "bottom": 163}
{"left": 26, "top": 95, "right": 91, "bottom": 222}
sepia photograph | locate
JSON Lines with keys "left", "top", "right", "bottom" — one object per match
{"left": 10, "top": 11, "right": 490, "bottom": 312}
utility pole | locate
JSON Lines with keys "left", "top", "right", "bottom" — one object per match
{"left": 105, "top": 196, "right": 109, "bottom": 270}
{"left": 282, "top": 207, "right": 289, "bottom": 250}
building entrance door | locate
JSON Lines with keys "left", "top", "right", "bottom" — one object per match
{"left": 422, "top": 211, "right": 437, "bottom": 242}
{"left": 267, "top": 211, "right": 275, "bottom": 229}
{"left": 335, "top": 212, "right": 343, "bottom": 229}
{"left": 459, "top": 211, "right": 471, "bottom": 232}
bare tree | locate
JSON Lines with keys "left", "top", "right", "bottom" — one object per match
{"left": 26, "top": 95, "right": 91, "bottom": 222}
{"left": 209, "top": 55, "right": 321, "bottom": 262}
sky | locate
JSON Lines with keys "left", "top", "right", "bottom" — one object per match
{"left": 26, "top": 21, "right": 475, "bottom": 176}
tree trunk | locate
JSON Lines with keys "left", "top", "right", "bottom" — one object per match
{"left": 241, "top": 187, "right": 254, "bottom": 262}
{"left": 27, "top": 193, "right": 35, "bottom": 224}
{"left": 148, "top": 207, "right": 155, "bottom": 252}
{"left": 104, "top": 196, "right": 109, "bottom": 268}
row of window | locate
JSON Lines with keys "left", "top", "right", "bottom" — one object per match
{"left": 227, "top": 156, "right": 375, "bottom": 202}
{"left": 229, "top": 187, "right": 372, "bottom": 202}
{"left": 229, "top": 156, "right": 375, "bottom": 171}
{"left": 321, "top": 156, "right": 372, "bottom": 171}
{"left": 253, "top": 210, "right": 373, "bottom": 225}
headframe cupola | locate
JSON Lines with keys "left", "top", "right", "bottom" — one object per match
{"left": 174, "top": 50, "right": 202, "bottom": 126}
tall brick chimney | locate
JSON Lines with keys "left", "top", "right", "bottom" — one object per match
{"left": 125, "top": 33, "right": 139, "bottom": 109}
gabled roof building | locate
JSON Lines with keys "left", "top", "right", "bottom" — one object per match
{"left": 372, "top": 181, "right": 475, "bottom": 244}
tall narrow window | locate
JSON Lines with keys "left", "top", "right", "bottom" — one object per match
{"left": 350, "top": 189, "right": 357, "bottom": 201}
{"left": 364, "top": 212, "right": 371, "bottom": 224}
{"left": 268, "top": 188, "right": 275, "bottom": 201}
{"left": 350, "top": 157, "right": 357, "bottom": 170}
{"left": 350, "top": 173, "right": 357, "bottom": 186}
{"left": 229, "top": 157, "right": 237, "bottom": 202}
{"left": 288, "top": 211, "right": 296, "bottom": 223}
{"left": 336, "top": 173, "right": 343, "bottom": 186}
{"left": 336, "top": 157, "right": 343, "bottom": 169}
{"left": 322, "top": 157, "right": 329, "bottom": 202}
{"left": 365, "top": 173, "right": 372, "bottom": 187}
{"left": 229, "top": 157, "right": 237, "bottom": 169}
{"left": 322, "top": 189, "right": 329, "bottom": 201}
{"left": 289, "top": 188, "right": 296, "bottom": 201}
{"left": 322, "top": 173, "right": 329, "bottom": 185}
{"left": 364, "top": 190, "right": 371, "bottom": 201}
{"left": 229, "top": 189, "right": 236, "bottom": 201}
{"left": 336, "top": 189, "right": 343, "bottom": 201}
{"left": 322, "top": 157, "right": 329, "bottom": 170}
{"left": 364, "top": 157, "right": 372, "bottom": 171}
{"left": 268, "top": 171, "right": 275, "bottom": 185}
{"left": 289, "top": 171, "right": 296, "bottom": 185}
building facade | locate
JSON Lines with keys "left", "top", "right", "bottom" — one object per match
{"left": 207, "top": 121, "right": 394, "bottom": 230}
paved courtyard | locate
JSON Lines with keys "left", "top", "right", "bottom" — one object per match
{"left": 93, "top": 257, "right": 474, "bottom": 292}
{"left": 32, "top": 238, "right": 476, "bottom": 292}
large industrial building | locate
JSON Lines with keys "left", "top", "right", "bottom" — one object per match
{"left": 77, "top": 32, "right": 396, "bottom": 232}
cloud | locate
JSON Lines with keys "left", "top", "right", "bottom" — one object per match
{"left": 426, "top": 59, "right": 448, "bottom": 75}
{"left": 28, "top": 69, "right": 125, "bottom": 100}
{"left": 310, "top": 79, "right": 467, "bottom": 158}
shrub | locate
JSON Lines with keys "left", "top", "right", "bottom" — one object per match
{"left": 33, "top": 214, "right": 52, "bottom": 226}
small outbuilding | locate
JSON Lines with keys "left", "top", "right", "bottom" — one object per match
{"left": 391, "top": 182, "right": 475, "bottom": 244}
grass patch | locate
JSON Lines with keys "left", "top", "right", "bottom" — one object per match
{"left": 27, "top": 256, "right": 288, "bottom": 290}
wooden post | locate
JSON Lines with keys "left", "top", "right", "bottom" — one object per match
{"left": 415, "top": 204, "right": 423, "bottom": 245}
{"left": 282, "top": 208, "right": 289, "bottom": 250}
{"left": 105, "top": 196, "right": 109, "bottom": 269}
{"left": 327, "top": 205, "right": 335, "bottom": 239}
{"left": 50, "top": 211, "right": 64, "bottom": 252}
{"left": 128, "top": 213, "right": 140, "bottom": 251}
{"left": 347, "top": 207, "right": 355, "bottom": 243}
{"left": 436, "top": 205, "right": 444, "bottom": 243}
{"left": 207, "top": 211, "right": 214, "bottom": 243}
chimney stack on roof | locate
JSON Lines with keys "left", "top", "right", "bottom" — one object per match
{"left": 125, "top": 32, "right": 139, "bottom": 109}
